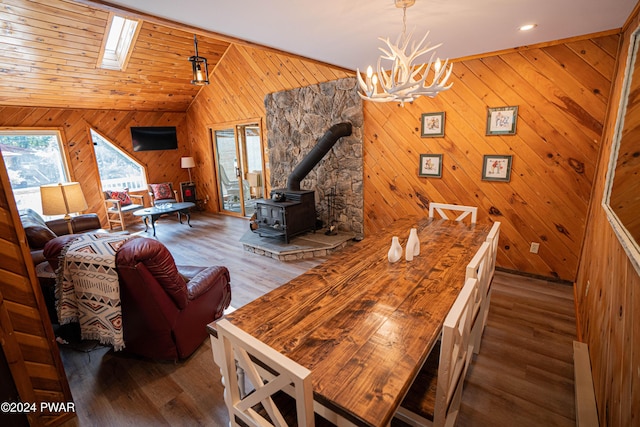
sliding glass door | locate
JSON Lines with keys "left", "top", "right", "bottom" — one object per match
{"left": 212, "top": 122, "right": 265, "bottom": 217}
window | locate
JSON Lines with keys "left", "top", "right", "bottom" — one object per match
{"left": 99, "top": 14, "right": 140, "bottom": 70}
{"left": 90, "top": 129, "right": 147, "bottom": 192}
{"left": 0, "top": 130, "right": 69, "bottom": 214}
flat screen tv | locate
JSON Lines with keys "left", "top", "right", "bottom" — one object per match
{"left": 131, "top": 126, "right": 178, "bottom": 152}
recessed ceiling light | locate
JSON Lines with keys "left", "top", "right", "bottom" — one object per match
{"left": 519, "top": 24, "right": 537, "bottom": 31}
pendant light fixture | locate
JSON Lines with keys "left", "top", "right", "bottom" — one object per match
{"left": 189, "top": 34, "right": 209, "bottom": 85}
{"left": 357, "top": 0, "right": 453, "bottom": 106}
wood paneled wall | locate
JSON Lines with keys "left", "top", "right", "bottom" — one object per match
{"left": 183, "top": 34, "right": 617, "bottom": 283}
{"left": 185, "top": 44, "right": 352, "bottom": 210}
{"left": 0, "top": 107, "right": 190, "bottom": 226}
{"left": 575, "top": 6, "right": 640, "bottom": 426}
{"left": 0, "top": 153, "right": 73, "bottom": 426}
{"left": 0, "top": 33, "right": 615, "bottom": 283}
{"left": 362, "top": 34, "right": 618, "bottom": 282}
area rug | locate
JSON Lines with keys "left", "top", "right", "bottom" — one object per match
{"left": 56, "top": 233, "right": 134, "bottom": 351}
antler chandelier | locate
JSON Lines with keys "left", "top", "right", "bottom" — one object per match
{"left": 357, "top": 0, "right": 453, "bottom": 105}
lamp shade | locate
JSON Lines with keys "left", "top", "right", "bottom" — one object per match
{"left": 40, "top": 182, "right": 88, "bottom": 217}
{"left": 181, "top": 157, "right": 195, "bottom": 169}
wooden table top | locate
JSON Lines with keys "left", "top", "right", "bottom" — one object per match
{"left": 214, "top": 217, "right": 490, "bottom": 426}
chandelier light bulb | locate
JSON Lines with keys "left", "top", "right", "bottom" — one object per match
{"left": 356, "top": 0, "right": 453, "bottom": 105}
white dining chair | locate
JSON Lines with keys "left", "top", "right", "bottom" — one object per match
{"left": 486, "top": 222, "right": 501, "bottom": 279}
{"left": 480, "top": 222, "right": 501, "bottom": 340}
{"left": 465, "top": 241, "right": 492, "bottom": 356}
{"left": 428, "top": 202, "right": 478, "bottom": 224}
{"left": 214, "top": 318, "right": 320, "bottom": 427}
{"left": 395, "top": 277, "right": 479, "bottom": 427}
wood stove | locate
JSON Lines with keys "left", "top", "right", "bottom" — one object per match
{"left": 251, "top": 122, "right": 352, "bottom": 243}
{"left": 254, "top": 190, "right": 315, "bottom": 243}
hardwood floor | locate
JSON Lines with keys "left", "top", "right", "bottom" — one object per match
{"left": 457, "top": 273, "right": 576, "bottom": 426}
{"left": 58, "top": 212, "right": 576, "bottom": 426}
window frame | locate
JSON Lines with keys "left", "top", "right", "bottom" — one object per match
{"left": 0, "top": 127, "right": 74, "bottom": 214}
{"left": 89, "top": 127, "right": 148, "bottom": 194}
{"left": 97, "top": 12, "right": 141, "bottom": 71}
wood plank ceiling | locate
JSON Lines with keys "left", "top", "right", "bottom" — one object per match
{"left": 0, "top": 0, "right": 231, "bottom": 111}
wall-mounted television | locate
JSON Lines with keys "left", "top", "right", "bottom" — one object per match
{"left": 131, "top": 126, "right": 178, "bottom": 152}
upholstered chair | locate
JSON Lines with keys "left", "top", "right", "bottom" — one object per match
{"left": 148, "top": 182, "right": 178, "bottom": 206}
{"left": 43, "top": 236, "right": 232, "bottom": 360}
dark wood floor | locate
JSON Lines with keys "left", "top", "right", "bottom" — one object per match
{"left": 58, "top": 212, "right": 576, "bottom": 426}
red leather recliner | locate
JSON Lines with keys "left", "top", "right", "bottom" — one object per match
{"left": 44, "top": 236, "right": 231, "bottom": 360}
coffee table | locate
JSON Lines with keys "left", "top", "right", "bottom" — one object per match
{"left": 133, "top": 202, "right": 195, "bottom": 236}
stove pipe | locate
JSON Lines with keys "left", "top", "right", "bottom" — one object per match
{"left": 286, "top": 122, "right": 352, "bottom": 191}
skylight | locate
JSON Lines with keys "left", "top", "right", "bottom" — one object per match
{"left": 99, "top": 15, "right": 140, "bottom": 70}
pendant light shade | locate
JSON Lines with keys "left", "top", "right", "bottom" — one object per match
{"left": 189, "top": 35, "right": 209, "bottom": 86}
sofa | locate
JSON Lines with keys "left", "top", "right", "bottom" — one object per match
{"left": 43, "top": 235, "right": 231, "bottom": 360}
{"left": 19, "top": 208, "right": 102, "bottom": 265}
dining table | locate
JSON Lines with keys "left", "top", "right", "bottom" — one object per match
{"left": 208, "top": 216, "right": 490, "bottom": 427}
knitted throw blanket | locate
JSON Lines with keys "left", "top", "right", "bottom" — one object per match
{"left": 56, "top": 233, "right": 132, "bottom": 351}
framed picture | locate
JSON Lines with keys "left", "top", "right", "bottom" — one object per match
{"left": 421, "top": 112, "right": 445, "bottom": 137}
{"left": 419, "top": 154, "right": 443, "bottom": 178}
{"left": 482, "top": 155, "right": 512, "bottom": 182}
{"left": 486, "top": 106, "right": 518, "bottom": 135}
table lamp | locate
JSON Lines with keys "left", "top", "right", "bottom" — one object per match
{"left": 181, "top": 156, "right": 196, "bottom": 184}
{"left": 40, "top": 182, "right": 88, "bottom": 234}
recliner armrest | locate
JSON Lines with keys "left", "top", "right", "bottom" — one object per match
{"left": 183, "top": 265, "right": 230, "bottom": 300}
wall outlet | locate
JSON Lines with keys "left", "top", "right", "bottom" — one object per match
{"left": 530, "top": 242, "right": 540, "bottom": 254}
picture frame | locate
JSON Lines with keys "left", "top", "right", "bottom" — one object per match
{"left": 419, "top": 154, "right": 443, "bottom": 178}
{"left": 486, "top": 106, "right": 518, "bottom": 135}
{"left": 482, "top": 155, "right": 512, "bottom": 182}
{"left": 421, "top": 112, "right": 445, "bottom": 137}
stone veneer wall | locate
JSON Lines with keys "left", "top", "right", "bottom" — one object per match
{"left": 264, "top": 77, "right": 364, "bottom": 235}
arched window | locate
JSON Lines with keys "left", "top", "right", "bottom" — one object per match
{"left": 90, "top": 129, "right": 147, "bottom": 192}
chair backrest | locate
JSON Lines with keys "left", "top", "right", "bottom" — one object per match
{"left": 116, "top": 237, "right": 188, "bottom": 309}
{"left": 465, "top": 241, "right": 492, "bottom": 359}
{"left": 434, "top": 277, "right": 478, "bottom": 426}
{"left": 486, "top": 221, "right": 501, "bottom": 278}
{"left": 429, "top": 202, "right": 478, "bottom": 224}
{"left": 465, "top": 242, "right": 491, "bottom": 317}
{"left": 215, "top": 318, "right": 315, "bottom": 427}
{"left": 219, "top": 165, "right": 237, "bottom": 188}
{"left": 148, "top": 182, "right": 177, "bottom": 204}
